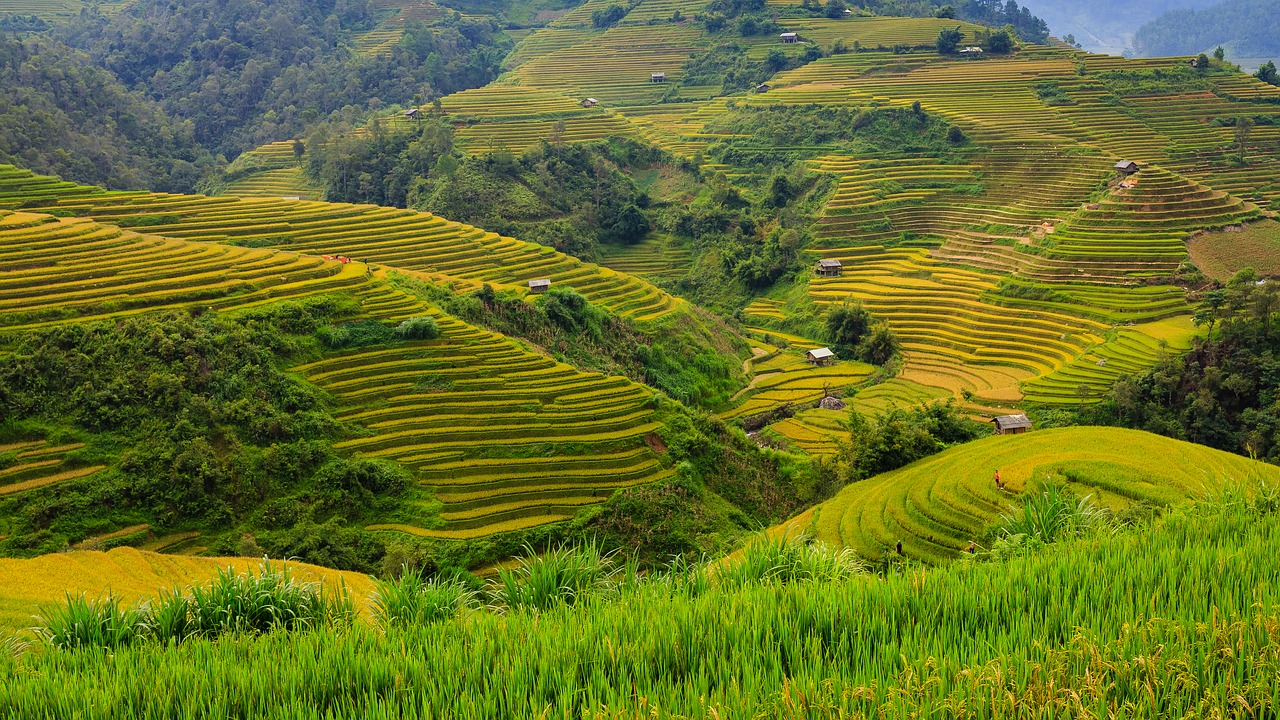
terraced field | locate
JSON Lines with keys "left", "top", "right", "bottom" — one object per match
{"left": 298, "top": 318, "right": 673, "bottom": 538}
{"left": 596, "top": 233, "right": 691, "bottom": 281}
{"left": 721, "top": 349, "right": 876, "bottom": 419}
{"left": 0, "top": 164, "right": 704, "bottom": 541}
{"left": 0, "top": 548, "right": 376, "bottom": 635}
{"left": 0, "top": 209, "right": 382, "bottom": 329}
{"left": 0, "top": 438, "right": 102, "bottom": 499}
{"left": 0, "top": 0, "right": 129, "bottom": 19}
{"left": 510, "top": 25, "right": 706, "bottom": 105}
{"left": 223, "top": 168, "right": 321, "bottom": 200}
{"left": 775, "top": 427, "right": 1280, "bottom": 562}
{"left": 0, "top": 165, "right": 681, "bottom": 324}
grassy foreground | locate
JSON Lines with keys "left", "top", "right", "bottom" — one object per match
{"left": 2, "top": 493, "right": 1280, "bottom": 718}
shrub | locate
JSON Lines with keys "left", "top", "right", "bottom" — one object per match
{"left": 395, "top": 316, "right": 440, "bottom": 340}
{"left": 936, "top": 27, "right": 962, "bottom": 54}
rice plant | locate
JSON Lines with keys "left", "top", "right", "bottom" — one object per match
{"left": 33, "top": 560, "right": 354, "bottom": 649}
{"left": 182, "top": 562, "right": 354, "bottom": 638}
{"left": 996, "top": 482, "right": 1111, "bottom": 544}
{"left": 718, "top": 534, "right": 864, "bottom": 588}
{"left": 372, "top": 567, "right": 476, "bottom": 629}
{"left": 490, "top": 541, "right": 619, "bottom": 612}
{"left": 34, "top": 593, "right": 147, "bottom": 650}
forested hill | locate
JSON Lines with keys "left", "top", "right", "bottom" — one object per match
{"left": 0, "top": 37, "right": 213, "bottom": 191}
{"left": 1134, "top": 0, "right": 1280, "bottom": 62}
{"left": 55, "top": 0, "right": 511, "bottom": 157}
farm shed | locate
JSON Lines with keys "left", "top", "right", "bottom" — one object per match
{"left": 528, "top": 278, "right": 552, "bottom": 294}
{"left": 807, "top": 347, "right": 836, "bottom": 367}
{"left": 992, "top": 414, "right": 1032, "bottom": 435}
{"left": 755, "top": 83, "right": 771, "bottom": 93}
{"left": 1114, "top": 160, "right": 1140, "bottom": 174}
{"left": 780, "top": 32, "right": 798, "bottom": 43}
{"left": 816, "top": 258, "right": 843, "bottom": 277}
{"left": 650, "top": 73, "right": 666, "bottom": 83}
{"left": 404, "top": 108, "right": 421, "bottom": 119}
{"left": 582, "top": 98, "right": 598, "bottom": 108}
{"left": 960, "top": 46, "right": 983, "bottom": 54}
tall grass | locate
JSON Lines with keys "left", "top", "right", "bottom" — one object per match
{"left": 34, "top": 561, "right": 353, "bottom": 650}
{"left": 489, "top": 541, "right": 619, "bottom": 612}
{"left": 717, "top": 535, "right": 863, "bottom": 588}
{"left": 6, "top": 495, "right": 1280, "bottom": 717}
{"left": 372, "top": 568, "right": 476, "bottom": 629}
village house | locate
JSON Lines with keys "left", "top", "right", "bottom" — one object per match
{"left": 780, "top": 32, "right": 798, "bottom": 43}
{"left": 991, "top": 414, "right": 1033, "bottom": 435}
{"left": 816, "top": 258, "right": 843, "bottom": 277}
{"left": 650, "top": 72, "right": 666, "bottom": 83}
{"left": 806, "top": 347, "right": 836, "bottom": 366}
{"left": 1114, "top": 160, "right": 1140, "bottom": 174}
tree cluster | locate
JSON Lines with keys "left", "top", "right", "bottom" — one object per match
{"left": 0, "top": 37, "right": 213, "bottom": 192}
{"left": 57, "top": 0, "right": 510, "bottom": 157}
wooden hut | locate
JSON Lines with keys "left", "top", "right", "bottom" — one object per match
{"left": 816, "top": 258, "right": 843, "bottom": 277}
{"left": 650, "top": 73, "right": 666, "bottom": 83}
{"left": 1114, "top": 160, "right": 1140, "bottom": 174}
{"left": 806, "top": 347, "right": 836, "bottom": 367}
{"left": 582, "top": 98, "right": 598, "bottom": 108}
{"left": 404, "top": 108, "right": 421, "bottom": 119}
{"left": 528, "top": 278, "right": 552, "bottom": 294}
{"left": 780, "top": 32, "right": 798, "bottom": 43}
{"left": 991, "top": 414, "right": 1032, "bottom": 435}
{"left": 755, "top": 83, "right": 771, "bottom": 93}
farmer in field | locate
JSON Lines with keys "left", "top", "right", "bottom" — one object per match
{"left": 994, "top": 470, "right": 1004, "bottom": 490}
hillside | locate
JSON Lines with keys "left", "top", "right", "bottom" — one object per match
{"left": 0, "top": 548, "right": 376, "bottom": 635}
{"left": 0, "top": 162, "right": 822, "bottom": 571}
{"left": 774, "top": 426, "right": 1280, "bottom": 562}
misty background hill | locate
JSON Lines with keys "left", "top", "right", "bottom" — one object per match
{"left": 1020, "top": 0, "right": 1277, "bottom": 70}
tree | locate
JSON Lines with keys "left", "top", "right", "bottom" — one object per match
{"left": 1257, "top": 61, "right": 1279, "bottom": 87}
{"left": 947, "top": 125, "right": 966, "bottom": 144}
{"left": 591, "top": 4, "right": 627, "bottom": 28}
{"left": 858, "top": 323, "right": 900, "bottom": 365}
{"left": 1213, "top": 46, "right": 1225, "bottom": 61}
{"left": 824, "top": 0, "right": 846, "bottom": 19}
{"left": 293, "top": 139, "right": 306, "bottom": 166}
{"left": 825, "top": 301, "right": 873, "bottom": 358}
{"left": 1194, "top": 53, "right": 1210, "bottom": 70}
{"left": 984, "top": 29, "right": 1014, "bottom": 54}
{"left": 935, "top": 5, "right": 956, "bottom": 19}
{"left": 1235, "top": 116, "right": 1255, "bottom": 162}
{"left": 936, "top": 27, "right": 963, "bottom": 55}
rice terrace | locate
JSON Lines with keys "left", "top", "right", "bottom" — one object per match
{"left": 2, "top": 0, "right": 1280, "bottom": 715}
